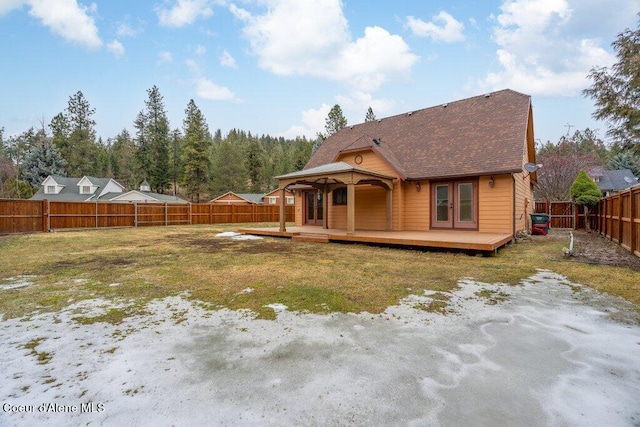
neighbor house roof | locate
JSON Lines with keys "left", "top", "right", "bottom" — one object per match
{"left": 588, "top": 167, "right": 638, "bottom": 192}
{"left": 31, "top": 175, "right": 122, "bottom": 201}
{"left": 209, "top": 191, "right": 265, "bottom": 204}
{"left": 306, "top": 89, "right": 533, "bottom": 180}
{"left": 102, "top": 190, "right": 188, "bottom": 203}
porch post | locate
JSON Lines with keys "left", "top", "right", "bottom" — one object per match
{"left": 347, "top": 183, "right": 355, "bottom": 235}
{"left": 386, "top": 186, "right": 393, "bottom": 231}
{"left": 279, "top": 187, "right": 286, "bottom": 232}
{"left": 322, "top": 185, "right": 329, "bottom": 229}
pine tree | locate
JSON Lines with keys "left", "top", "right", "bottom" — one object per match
{"left": 246, "top": 138, "right": 265, "bottom": 192}
{"left": 64, "top": 91, "right": 99, "bottom": 176}
{"left": 134, "top": 86, "right": 171, "bottom": 193}
{"left": 325, "top": 104, "right": 347, "bottom": 137}
{"left": 365, "top": 106, "right": 376, "bottom": 122}
{"left": 181, "top": 99, "right": 210, "bottom": 202}
{"left": 22, "top": 139, "right": 67, "bottom": 187}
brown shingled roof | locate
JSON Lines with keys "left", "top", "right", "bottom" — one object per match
{"left": 306, "top": 89, "right": 533, "bottom": 180}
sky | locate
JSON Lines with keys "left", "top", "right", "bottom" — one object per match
{"left": 0, "top": 0, "right": 639, "bottom": 146}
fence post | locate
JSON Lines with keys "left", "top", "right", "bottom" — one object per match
{"left": 41, "top": 199, "right": 49, "bottom": 233}
{"left": 618, "top": 194, "right": 623, "bottom": 245}
{"left": 631, "top": 188, "right": 636, "bottom": 255}
{"left": 165, "top": 202, "right": 168, "bottom": 226}
{"left": 189, "top": 203, "right": 192, "bottom": 225}
{"left": 134, "top": 202, "right": 138, "bottom": 227}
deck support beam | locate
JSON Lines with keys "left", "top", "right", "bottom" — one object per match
{"left": 386, "top": 187, "right": 393, "bottom": 231}
{"left": 279, "top": 187, "right": 286, "bottom": 232}
{"left": 347, "top": 183, "right": 355, "bottom": 235}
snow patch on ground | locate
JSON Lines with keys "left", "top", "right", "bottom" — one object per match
{"left": 0, "top": 275, "right": 36, "bottom": 291}
{"left": 1, "top": 270, "right": 639, "bottom": 426}
{"left": 215, "top": 231, "right": 263, "bottom": 241}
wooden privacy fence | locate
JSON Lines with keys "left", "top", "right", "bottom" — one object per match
{"left": 0, "top": 199, "right": 294, "bottom": 234}
{"left": 533, "top": 201, "right": 591, "bottom": 229}
{"left": 592, "top": 186, "right": 640, "bottom": 257}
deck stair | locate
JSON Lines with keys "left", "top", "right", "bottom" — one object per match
{"left": 292, "top": 233, "right": 330, "bottom": 243}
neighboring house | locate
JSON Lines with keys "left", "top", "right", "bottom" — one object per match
{"left": 209, "top": 192, "right": 265, "bottom": 205}
{"left": 31, "top": 175, "right": 124, "bottom": 201}
{"left": 587, "top": 167, "right": 638, "bottom": 196}
{"left": 31, "top": 176, "right": 187, "bottom": 203}
{"left": 102, "top": 180, "right": 188, "bottom": 203}
{"left": 275, "top": 89, "right": 537, "bottom": 238}
{"left": 262, "top": 188, "right": 295, "bottom": 206}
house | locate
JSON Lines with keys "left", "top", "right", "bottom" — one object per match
{"left": 270, "top": 89, "right": 537, "bottom": 246}
{"left": 587, "top": 167, "right": 638, "bottom": 197}
{"left": 102, "top": 180, "right": 188, "bottom": 203}
{"left": 31, "top": 176, "right": 187, "bottom": 203}
{"left": 262, "top": 188, "right": 295, "bottom": 206}
{"left": 209, "top": 192, "right": 265, "bottom": 205}
{"left": 31, "top": 175, "right": 124, "bottom": 201}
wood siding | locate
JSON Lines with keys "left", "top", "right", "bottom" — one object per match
{"left": 478, "top": 174, "right": 513, "bottom": 234}
{"left": 402, "top": 181, "right": 430, "bottom": 231}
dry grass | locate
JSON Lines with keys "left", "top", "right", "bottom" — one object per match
{"left": 0, "top": 224, "right": 638, "bottom": 322}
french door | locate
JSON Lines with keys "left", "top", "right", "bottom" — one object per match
{"left": 432, "top": 180, "right": 478, "bottom": 229}
{"left": 304, "top": 190, "right": 323, "bottom": 225}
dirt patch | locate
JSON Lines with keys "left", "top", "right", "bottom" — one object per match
{"left": 568, "top": 230, "right": 640, "bottom": 271}
{"left": 52, "top": 258, "right": 135, "bottom": 270}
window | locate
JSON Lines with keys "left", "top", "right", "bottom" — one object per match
{"left": 46, "top": 185, "right": 55, "bottom": 194}
{"left": 268, "top": 197, "right": 277, "bottom": 205}
{"left": 286, "top": 196, "right": 294, "bottom": 205}
{"left": 81, "top": 185, "right": 91, "bottom": 194}
{"left": 333, "top": 187, "right": 347, "bottom": 205}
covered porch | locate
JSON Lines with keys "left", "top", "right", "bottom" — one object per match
{"left": 274, "top": 162, "right": 396, "bottom": 235}
{"left": 237, "top": 226, "right": 513, "bottom": 254}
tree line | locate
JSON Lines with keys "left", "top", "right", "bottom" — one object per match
{"left": 536, "top": 15, "right": 640, "bottom": 201}
{"left": 0, "top": 86, "right": 316, "bottom": 202}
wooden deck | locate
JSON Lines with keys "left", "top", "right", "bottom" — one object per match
{"left": 237, "top": 226, "right": 513, "bottom": 253}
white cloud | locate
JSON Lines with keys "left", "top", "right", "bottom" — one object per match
{"left": 195, "top": 44, "right": 206, "bottom": 55}
{"left": 475, "top": 0, "right": 640, "bottom": 97}
{"left": 158, "top": 51, "right": 173, "bottom": 64}
{"left": 281, "top": 104, "right": 331, "bottom": 139}
{"left": 335, "top": 92, "right": 395, "bottom": 119}
{"left": 107, "top": 39, "right": 124, "bottom": 57}
{"left": 193, "top": 78, "right": 240, "bottom": 102}
{"left": 0, "top": 0, "right": 25, "bottom": 15}
{"left": 219, "top": 50, "right": 237, "bottom": 68}
{"left": 406, "top": 11, "right": 465, "bottom": 43}
{"left": 239, "top": 0, "right": 418, "bottom": 92}
{"left": 116, "top": 17, "right": 143, "bottom": 37}
{"left": 20, "top": 0, "right": 102, "bottom": 49}
{"left": 156, "top": 0, "right": 213, "bottom": 28}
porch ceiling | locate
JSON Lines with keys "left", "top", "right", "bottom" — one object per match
{"left": 276, "top": 161, "right": 396, "bottom": 190}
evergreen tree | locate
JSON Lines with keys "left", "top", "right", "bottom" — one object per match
{"left": 64, "top": 91, "right": 99, "bottom": 176}
{"left": 570, "top": 170, "right": 602, "bottom": 231}
{"left": 325, "top": 104, "right": 347, "bottom": 137}
{"left": 181, "top": 99, "right": 210, "bottom": 202}
{"left": 246, "top": 138, "right": 265, "bottom": 192}
{"left": 583, "top": 14, "right": 640, "bottom": 147}
{"left": 134, "top": 86, "right": 171, "bottom": 193}
{"left": 365, "top": 106, "right": 376, "bottom": 122}
{"left": 170, "top": 128, "right": 183, "bottom": 195}
{"left": 609, "top": 150, "right": 640, "bottom": 176}
{"left": 22, "top": 139, "right": 67, "bottom": 186}
{"left": 210, "top": 138, "right": 248, "bottom": 196}
{"left": 110, "top": 129, "right": 137, "bottom": 189}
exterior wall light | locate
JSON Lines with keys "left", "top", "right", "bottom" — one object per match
{"left": 415, "top": 182, "right": 421, "bottom": 192}
{"left": 488, "top": 177, "right": 495, "bottom": 187}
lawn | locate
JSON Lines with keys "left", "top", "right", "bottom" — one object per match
{"left": 0, "top": 224, "right": 638, "bottom": 322}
